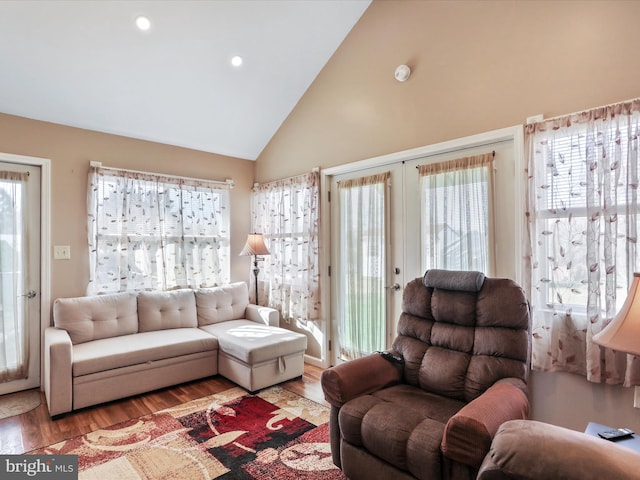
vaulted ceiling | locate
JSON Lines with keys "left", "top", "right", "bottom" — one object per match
{"left": 0, "top": 0, "right": 371, "bottom": 160}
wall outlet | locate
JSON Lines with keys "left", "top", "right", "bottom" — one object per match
{"left": 634, "top": 386, "right": 640, "bottom": 409}
{"left": 54, "top": 245, "right": 71, "bottom": 260}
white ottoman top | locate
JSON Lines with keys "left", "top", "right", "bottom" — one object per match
{"left": 200, "top": 319, "right": 307, "bottom": 364}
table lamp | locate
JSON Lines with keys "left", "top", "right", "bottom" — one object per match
{"left": 239, "top": 233, "right": 270, "bottom": 305}
{"left": 593, "top": 272, "right": 640, "bottom": 355}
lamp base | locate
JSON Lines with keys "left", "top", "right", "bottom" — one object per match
{"left": 253, "top": 259, "right": 260, "bottom": 305}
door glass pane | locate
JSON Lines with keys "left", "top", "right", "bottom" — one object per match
{"left": 338, "top": 174, "right": 388, "bottom": 360}
{"left": 0, "top": 172, "right": 29, "bottom": 382}
{"left": 420, "top": 163, "right": 491, "bottom": 273}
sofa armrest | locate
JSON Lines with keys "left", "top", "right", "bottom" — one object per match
{"left": 246, "top": 304, "right": 279, "bottom": 327}
{"left": 441, "top": 378, "right": 529, "bottom": 469}
{"left": 321, "top": 353, "right": 403, "bottom": 408}
{"left": 477, "top": 420, "right": 640, "bottom": 480}
{"left": 44, "top": 327, "right": 73, "bottom": 416}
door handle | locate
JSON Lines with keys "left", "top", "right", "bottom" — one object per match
{"left": 386, "top": 283, "right": 401, "bottom": 291}
{"left": 21, "top": 290, "right": 37, "bottom": 299}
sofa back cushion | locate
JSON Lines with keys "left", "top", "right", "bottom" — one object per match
{"left": 393, "top": 272, "right": 530, "bottom": 403}
{"left": 53, "top": 292, "right": 138, "bottom": 344}
{"left": 196, "top": 282, "right": 249, "bottom": 326}
{"left": 138, "top": 289, "right": 197, "bottom": 332}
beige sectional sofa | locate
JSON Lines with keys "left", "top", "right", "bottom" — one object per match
{"left": 44, "top": 282, "right": 307, "bottom": 416}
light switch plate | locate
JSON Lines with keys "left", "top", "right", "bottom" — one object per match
{"left": 54, "top": 245, "right": 71, "bottom": 260}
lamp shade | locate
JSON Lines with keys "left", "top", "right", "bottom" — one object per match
{"left": 239, "top": 233, "right": 270, "bottom": 256}
{"left": 593, "top": 273, "right": 640, "bottom": 355}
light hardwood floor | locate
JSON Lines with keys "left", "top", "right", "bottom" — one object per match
{"left": 0, "top": 364, "right": 327, "bottom": 455}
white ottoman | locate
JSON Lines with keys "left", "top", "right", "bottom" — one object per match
{"left": 200, "top": 319, "right": 308, "bottom": 392}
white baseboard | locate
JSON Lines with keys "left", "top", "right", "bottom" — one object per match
{"left": 304, "top": 354, "right": 326, "bottom": 368}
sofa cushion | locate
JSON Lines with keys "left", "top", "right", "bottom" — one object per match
{"left": 72, "top": 328, "right": 218, "bottom": 376}
{"left": 53, "top": 292, "right": 138, "bottom": 344}
{"left": 196, "top": 282, "right": 249, "bottom": 326}
{"left": 138, "top": 289, "right": 197, "bottom": 332}
{"left": 199, "top": 319, "right": 307, "bottom": 363}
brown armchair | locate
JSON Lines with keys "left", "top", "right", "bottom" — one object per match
{"left": 477, "top": 420, "right": 640, "bottom": 480}
{"left": 321, "top": 270, "right": 531, "bottom": 480}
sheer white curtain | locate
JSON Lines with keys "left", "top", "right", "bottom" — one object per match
{"left": 525, "top": 98, "right": 640, "bottom": 386}
{"left": 419, "top": 153, "right": 495, "bottom": 274}
{"left": 251, "top": 171, "right": 320, "bottom": 322}
{"left": 0, "top": 171, "right": 29, "bottom": 382}
{"left": 337, "top": 172, "right": 389, "bottom": 360}
{"left": 87, "top": 166, "right": 230, "bottom": 294}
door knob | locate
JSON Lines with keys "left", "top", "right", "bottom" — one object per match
{"left": 386, "top": 283, "right": 401, "bottom": 291}
{"left": 21, "top": 290, "right": 36, "bottom": 299}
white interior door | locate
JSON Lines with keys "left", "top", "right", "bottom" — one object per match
{"left": 0, "top": 160, "right": 41, "bottom": 394}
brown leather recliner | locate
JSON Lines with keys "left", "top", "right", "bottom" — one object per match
{"left": 321, "top": 270, "right": 531, "bottom": 480}
{"left": 477, "top": 420, "right": 640, "bottom": 480}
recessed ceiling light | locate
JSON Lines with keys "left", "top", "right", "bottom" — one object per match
{"left": 231, "top": 56, "right": 243, "bottom": 67}
{"left": 136, "top": 16, "right": 151, "bottom": 31}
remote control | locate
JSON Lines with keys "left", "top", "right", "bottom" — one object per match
{"left": 378, "top": 351, "right": 404, "bottom": 364}
{"left": 598, "top": 428, "right": 634, "bottom": 441}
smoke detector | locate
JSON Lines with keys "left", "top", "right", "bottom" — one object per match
{"left": 394, "top": 64, "right": 411, "bottom": 82}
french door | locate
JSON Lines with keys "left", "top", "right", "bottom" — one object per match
{"left": 327, "top": 129, "right": 518, "bottom": 367}
{"left": 330, "top": 164, "right": 403, "bottom": 364}
{"left": 0, "top": 158, "right": 42, "bottom": 394}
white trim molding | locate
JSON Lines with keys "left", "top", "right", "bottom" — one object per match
{"left": 0, "top": 151, "right": 51, "bottom": 391}
{"left": 323, "top": 126, "right": 523, "bottom": 176}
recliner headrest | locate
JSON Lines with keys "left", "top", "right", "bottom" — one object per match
{"left": 423, "top": 269, "right": 485, "bottom": 293}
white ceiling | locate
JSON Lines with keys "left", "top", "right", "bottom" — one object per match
{"left": 0, "top": 0, "right": 371, "bottom": 160}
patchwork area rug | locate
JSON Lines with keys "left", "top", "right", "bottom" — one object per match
{"left": 35, "top": 386, "right": 346, "bottom": 480}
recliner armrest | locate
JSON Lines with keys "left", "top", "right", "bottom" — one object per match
{"left": 478, "top": 420, "right": 640, "bottom": 480}
{"left": 246, "top": 304, "right": 279, "bottom": 327}
{"left": 441, "top": 378, "right": 529, "bottom": 469}
{"left": 321, "top": 353, "right": 403, "bottom": 408}
{"left": 43, "top": 326, "right": 73, "bottom": 416}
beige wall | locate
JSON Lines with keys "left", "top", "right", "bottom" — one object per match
{"left": 0, "top": 113, "right": 255, "bottom": 306}
{"left": 257, "top": 0, "right": 640, "bottom": 181}
{"left": 256, "top": 1, "right": 640, "bottom": 431}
